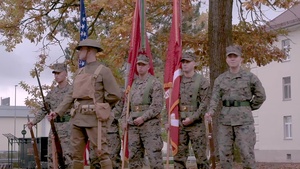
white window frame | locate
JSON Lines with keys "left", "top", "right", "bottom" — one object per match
{"left": 284, "top": 116, "right": 292, "bottom": 140}
{"left": 282, "top": 39, "right": 291, "bottom": 61}
{"left": 282, "top": 76, "right": 291, "bottom": 100}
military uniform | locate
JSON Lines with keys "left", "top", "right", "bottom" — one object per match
{"left": 209, "top": 45, "right": 266, "bottom": 169}
{"left": 173, "top": 53, "right": 210, "bottom": 169}
{"left": 107, "top": 93, "right": 124, "bottom": 169}
{"left": 54, "top": 39, "right": 121, "bottom": 169}
{"left": 31, "top": 63, "right": 72, "bottom": 169}
{"left": 121, "top": 55, "right": 164, "bottom": 169}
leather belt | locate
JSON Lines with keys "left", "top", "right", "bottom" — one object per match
{"left": 222, "top": 100, "right": 250, "bottom": 107}
{"left": 54, "top": 115, "right": 71, "bottom": 123}
{"left": 131, "top": 105, "right": 150, "bottom": 112}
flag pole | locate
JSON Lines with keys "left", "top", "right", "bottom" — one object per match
{"left": 166, "top": 88, "right": 172, "bottom": 168}
{"left": 122, "top": 93, "right": 130, "bottom": 169}
{"left": 140, "top": 0, "right": 146, "bottom": 52}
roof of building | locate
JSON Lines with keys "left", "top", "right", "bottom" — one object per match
{"left": 267, "top": 3, "right": 300, "bottom": 30}
{"left": 0, "top": 105, "right": 34, "bottom": 118}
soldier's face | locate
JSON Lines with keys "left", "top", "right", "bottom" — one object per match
{"left": 78, "top": 47, "right": 89, "bottom": 60}
{"left": 181, "top": 60, "right": 196, "bottom": 73}
{"left": 137, "top": 63, "right": 149, "bottom": 76}
{"left": 53, "top": 71, "right": 67, "bottom": 84}
{"left": 226, "top": 54, "right": 243, "bottom": 68}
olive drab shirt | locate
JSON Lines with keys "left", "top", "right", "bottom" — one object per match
{"left": 121, "top": 74, "right": 163, "bottom": 124}
{"left": 179, "top": 73, "right": 210, "bottom": 122}
{"left": 32, "top": 84, "right": 72, "bottom": 124}
{"left": 209, "top": 69, "right": 266, "bottom": 126}
{"left": 54, "top": 61, "right": 121, "bottom": 127}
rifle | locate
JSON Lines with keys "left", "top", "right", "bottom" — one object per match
{"left": 27, "top": 115, "right": 42, "bottom": 169}
{"left": 207, "top": 120, "right": 216, "bottom": 169}
{"left": 34, "top": 68, "right": 66, "bottom": 169}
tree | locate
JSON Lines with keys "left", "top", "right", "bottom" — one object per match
{"left": 0, "top": 0, "right": 298, "bottom": 128}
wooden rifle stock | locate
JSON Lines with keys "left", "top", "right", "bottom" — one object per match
{"left": 207, "top": 120, "right": 216, "bottom": 169}
{"left": 27, "top": 115, "right": 42, "bottom": 169}
{"left": 35, "top": 68, "right": 65, "bottom": 169}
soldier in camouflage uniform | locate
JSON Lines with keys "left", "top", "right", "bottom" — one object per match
{"left": 107, "top": 90, "right": 124, "bottom": 169}
{"left": 205, "top": 45, "right": 266, "bottom": 169}
{"left": 121, "top": 55, "right": 164, "bottom": 169}
{"left": 49, "top": 39, "right": 121, "bottom": 169}
{"left": 165, "top": 52, "right": 210, "bottom": 169}
{"left": 28, "top": 63, "right": 72, "bottom": 168}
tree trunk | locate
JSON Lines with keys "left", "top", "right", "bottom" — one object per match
{"left": 208, "top": 0, "right": 233, "bottom": 160}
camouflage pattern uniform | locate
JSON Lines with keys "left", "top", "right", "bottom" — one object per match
{"left": 209, "top": 45, "right": 266, "bottom": 169}
{"left": 107, "top": 93, "right": 124, "bottom": 169}
{"left": 122, "top": 56, "right": 164, "bottom": 169}
{"left": 32, "top": 64, "right": 72, "bottom": 169}
{"left": 173, "top": 54, "right": 210, "bottom": 169}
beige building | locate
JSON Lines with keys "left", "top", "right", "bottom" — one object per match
{"left": 252, "top": 4, "right": 300, "bottom": 162}
{"left": 0, "top": 105, "right": 49, "bottom": 152}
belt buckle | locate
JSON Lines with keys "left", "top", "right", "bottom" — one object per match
{"left": 229, "top": 100, "right": 234, "bottom": 107}
{"left": 134, "top": 106, "right": 140, "bottom": 112}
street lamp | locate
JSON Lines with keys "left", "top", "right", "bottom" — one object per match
{"left": 14, "top": 85, "right": 17, "bottom": 151}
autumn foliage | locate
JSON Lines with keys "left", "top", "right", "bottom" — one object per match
{"left": 0, "top": 0, "right": 298, "bottom": 109}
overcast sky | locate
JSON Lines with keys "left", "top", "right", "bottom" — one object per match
{"left": 0, "top": 2, "right": 287, "bottom": 106}
{"left": 0, "top": 39, "right": 66, "bottom": 106}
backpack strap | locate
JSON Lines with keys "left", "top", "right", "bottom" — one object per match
{"left": 191, "top": 73, "right": 201, "bottom": 108}
{"left": 93, "top": 65, "right": 104, "bottom": 79}
{"left": 141, "top": 75, "right": 154, "bottom": 105}
{"left": 92, "top": 64, "right": 104, "bottom": 104}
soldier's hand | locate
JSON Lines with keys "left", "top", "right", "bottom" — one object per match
{"left": 164, "top": 124, "right": 169, "bottom": 131}
{"left": 182, "top": 117, "right": 193, "bottom": 126}
{"left": 122, "top": 123, "right": 127, "bottom": 131}
{"left": 27, "top": 121, "right": 34, "bottom": 129}
{"left": 47, "top": 112, "right": 58, "bottom": 121}
{"left": 205, "top": 112, "right": 213, "bottom": 122}
{"left": 133, "top": 117, "right": 144, "bottom": 126}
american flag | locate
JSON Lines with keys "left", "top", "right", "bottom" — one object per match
{"left": 79, "top": 0, "right": 88, "bottom": 68}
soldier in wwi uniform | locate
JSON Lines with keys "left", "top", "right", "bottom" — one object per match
{"left": 205, "top": 45, "right": 266, "bottom": 169}
{"left": 89, "top": 90, "right": 123, "bottom": 169}
{"left": 166, "top": 52, "right": 210, "bottom": 169}
{"left": 49, "top": 38, "right": 121, "bottom": 169}
{"left": 27, "top": 63, "right": 72, "bottom": 168}
{"left": 121, "top": 54, "right": 164, "bottom": 169}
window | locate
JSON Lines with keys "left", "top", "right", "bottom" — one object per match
{"left": 283, "top": 77, "right": 291, "bottom": 100}
{"left": 284, "top": 116, "right": 292, "bottom": 139}
{"left": 282, "top": 39, "right": 291, "bottom": 60}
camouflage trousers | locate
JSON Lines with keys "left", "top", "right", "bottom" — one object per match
{"left": 48, "top": 122, "right": 72, "bottom": 169}
{"left": 174, "top": 121, "right": 208, "bottom": 169}
{"left": 218, "top": 124, "right": 256, "bottom": 169}
{"left": 71, "top": 122, "right": 112, "bottom": 169}
{"left": 107, "top": 121, "right": 122, "bottom": 169}
{"left": 128, "top": 119, "right": 164, "bottom": 169}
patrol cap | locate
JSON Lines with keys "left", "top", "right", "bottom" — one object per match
{"left": 51, "top": 63, "right": 67, "bottom": 73}
{"left": 137, "top": 54, "right": 149, "bottom": 64}
{"left": 181, "top": 52, "right": 196, "bottom": 62}
{"left": 226, "top": 45, "right": 242, "bottom": 57}
{"left": 76, "top": 39, "right": 103, "bottom": 52}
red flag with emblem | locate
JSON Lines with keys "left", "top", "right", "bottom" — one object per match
{"left": 164, "top": 0, "right": 182, "bottom": 156}
{"left": 123, "top": 0, "right": 154, "bottom": 161}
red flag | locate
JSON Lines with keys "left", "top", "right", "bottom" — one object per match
{"left": 123, "top": 0, "right": 154, "bottom": 160}
{"left": 164, "top": 0, "right": 182, "bottom": 156}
